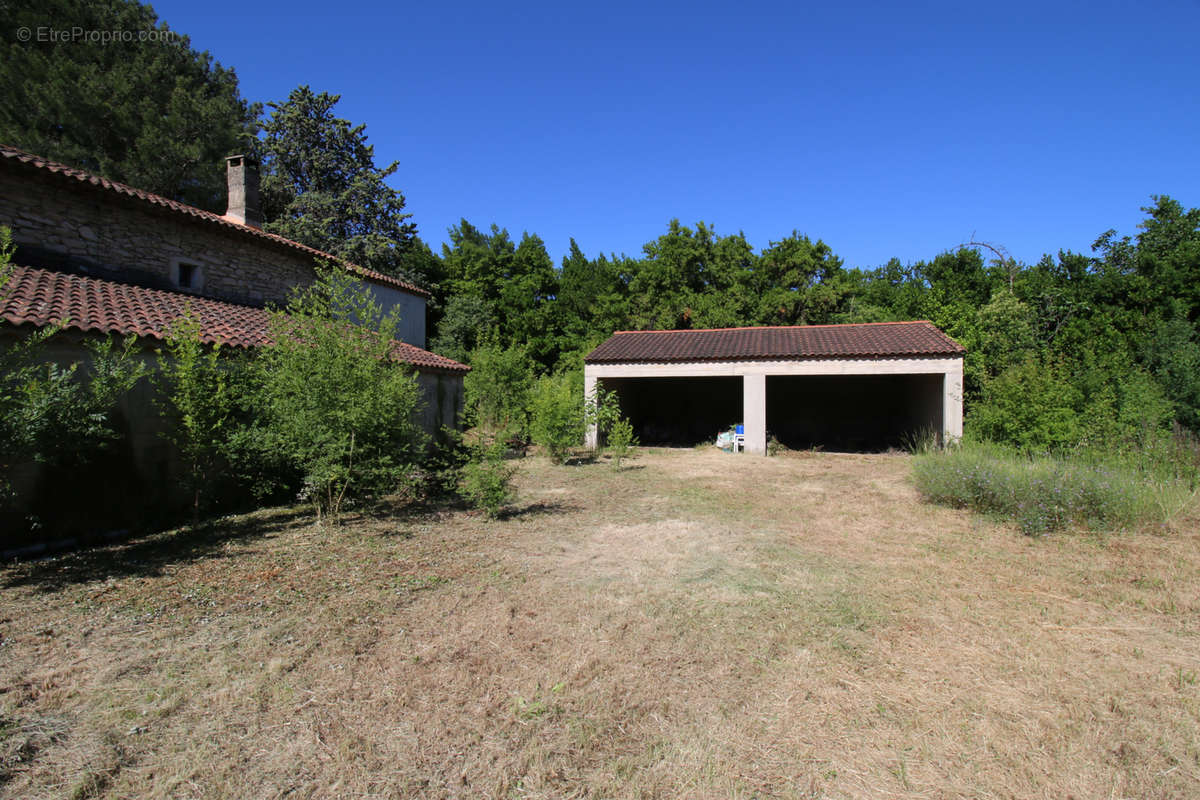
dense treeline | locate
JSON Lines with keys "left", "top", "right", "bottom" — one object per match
{"left": 423, "top": 199, "right": 1200, "bottom": 452}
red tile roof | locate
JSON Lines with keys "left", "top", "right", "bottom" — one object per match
{"left": 0, "top": 144, "right": 430, "bottom": 300}
{"left": 585, "top": 321, "right": 965, "bottom": 363}
{"left": 0, "top": 265, "right": 468, "bottom": 373}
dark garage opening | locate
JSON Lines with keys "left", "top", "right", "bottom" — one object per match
{"left": 600, "top": 376, "right": 742, "bottom": 446}
{"left": 767, "top": 374, "right": 943, "bottom": 451}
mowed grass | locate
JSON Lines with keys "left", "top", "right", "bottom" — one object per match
{"left": 1, "top": 448, "right": 1199, "bottom": 799}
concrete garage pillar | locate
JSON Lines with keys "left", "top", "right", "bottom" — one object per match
{"left": 943, "top": 363, "right": 964, "bottom": 444}
{"left": 583, "top": 370, "right": 599, "bottom": 449}
{"left": 742, "top": 373, "right": 767, "bottom": 455}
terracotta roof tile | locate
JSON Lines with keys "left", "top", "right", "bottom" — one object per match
{"left": 1, "top": 265, "right": 467, "bottom": 373}
{"left": 585, "top": 322, "right": 965, "bottom": 364}
{"left": 0, "top": 144, "right": 430, "bottom": 300}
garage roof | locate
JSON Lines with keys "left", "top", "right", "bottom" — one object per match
{"left": 585, "top": 321, "right": 964, "bottom": 364}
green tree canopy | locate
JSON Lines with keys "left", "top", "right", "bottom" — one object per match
{"left": 437, "top": 221, "right": 561, "bottom": 366}
{"left": 752, "top": 232, "right": 847, "bottom": 325}
{"left": 554, "top": 240, "right": 630, "bottom": 354}
{"left": 1, "top": 0, "right": 258, "bottom": 211}
{"left": 259, "top": 86, "right": 418, "bottom": 282}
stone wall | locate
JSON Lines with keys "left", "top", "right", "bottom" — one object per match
{"left": 0, "top": 168, "right": 318, "bottom": 307}
{"left": 0, "top": 167, "right": 429, "bottom": 350}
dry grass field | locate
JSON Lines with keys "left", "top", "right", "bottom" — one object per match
{"left": 2, "top": 448, "right": 1198, "bottom": 799}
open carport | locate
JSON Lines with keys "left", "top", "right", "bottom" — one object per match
{"left": 584, "top": 321, "right": 964, "bottom": 454}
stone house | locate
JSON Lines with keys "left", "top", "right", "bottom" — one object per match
{"left": 0, "top": 144, "right": 466, "bottom": 531}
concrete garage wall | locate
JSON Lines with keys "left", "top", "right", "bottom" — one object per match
{"left": 767, "top": 374, "right": 943, "bottom": 451}
{"left": 601, "top": 376, "right": 741, "bottom": 445}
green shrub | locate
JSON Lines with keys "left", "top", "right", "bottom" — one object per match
{"left": 459, "top": 436, "right": 517, "bottom": 518}
{"left": 0, "top": 330, "right": 147, "bottom": 535}
{"left": 1078, "top": 367, "right": 1175, "bottom": 451}
{"left": 0, "top": 225, "right": 13, "bottom": 283}
{"left": 584, "top": 383, "right": 638, "bottom": 467}
{"left": 243, "top": 267, "right": 425, "bottom": 522}
{"left": 420, "top": 425, "right": 474, "bottom": 498}
{"left": 1, "top": 226, "right": 152, "bottom": 532}
{"left": 529, "top": 371, "right": 584, "bottom": 464}
{"left": 968, "top": 352, "right": 1177, "bottom": 457}
{"left": 156, "top": 309, "right": 232, "bottom": 523}
{"left": 969, "top": 359, "right": 1082, "bottom": 451}
{"left": 464, "top": 341, "right": 534, "bottom": 437}
{"left": 1, "top": 329, "right": 146, "bottom": 472}
{"left": 913, "top": 440, "right": 1194, "bottom": 535}
{"left": 606, "top": 417, "right": 637, "bottom": 469}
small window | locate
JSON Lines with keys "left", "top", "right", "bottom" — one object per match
{"left": 171, "top": 260, "right": 203, "bottom": 291}
{"left": 177, "top": 262, "right": 197, "bottom": 289}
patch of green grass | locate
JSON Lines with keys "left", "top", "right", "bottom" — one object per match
{"left": 512, "top": 682, "right": 566, "bottom": 720}
{"left": 913, "top": 441, "right": 1197, "bottom": 535}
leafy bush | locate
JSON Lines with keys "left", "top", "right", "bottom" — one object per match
{"left": 0, "top": 332, "right": 147, "bottom": 535}
{"left": 584, "top": 384, "right": 618, "bottom": 435}
{"left": 459, "top": 436, "right": 517, "bottom": 518}
{"left": 969, "top": 359, "right": 1082, "bottom": 451}
{"left": 0, "top": 226, "right": 152, "bottom": 533}
{"left": 1078, "top": 366, "right": 1174, "bottom": 450}
{"left": 529, "top": 371, "right": 584, "bottom": 464}
{"left": 464, "top": 341, "right": 534, "bottom": 436}
{"left": 242, "top": 268, "right": 425, "bottom": 521}
{"left": 913, "top": 440, "right": 1194, "bottom": 535}
{"left": 156, "top": 310, "right": 233, "bottom": 523}
{"left": 585, "top": 383, "right": 639, "bottom": 467}
{"left": 0, "top": 226, "right": 12, "bottom": 282}
{"left": 606, "top": 417, "right": 638, "bottom": 469}
{"left": 976, "top": 290, "right": 1037, "bottom": 378}
{"left": 968, "top": 351, "right": 1178, "bottom": 458}
{"left": 1, "top": 332, "right": 146, "bottom": 475}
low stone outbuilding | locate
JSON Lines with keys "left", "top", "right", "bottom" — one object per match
{"left": 584, "top": 322, "right": 964, "bottom": 454}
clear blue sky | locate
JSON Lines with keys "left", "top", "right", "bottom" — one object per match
{"left": 152, "top": 0, "right": 1199, "bottom": 271}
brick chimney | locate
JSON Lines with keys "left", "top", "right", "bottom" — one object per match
{"left": 223, "top": 154, "right": 262, "bottom": 228}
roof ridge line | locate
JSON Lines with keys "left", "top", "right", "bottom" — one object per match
{"left": 612, "top": 320, "right": 936, "bottom": 334}
{"left": 0, "top": 144, "right": 430, "bottom": 299}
